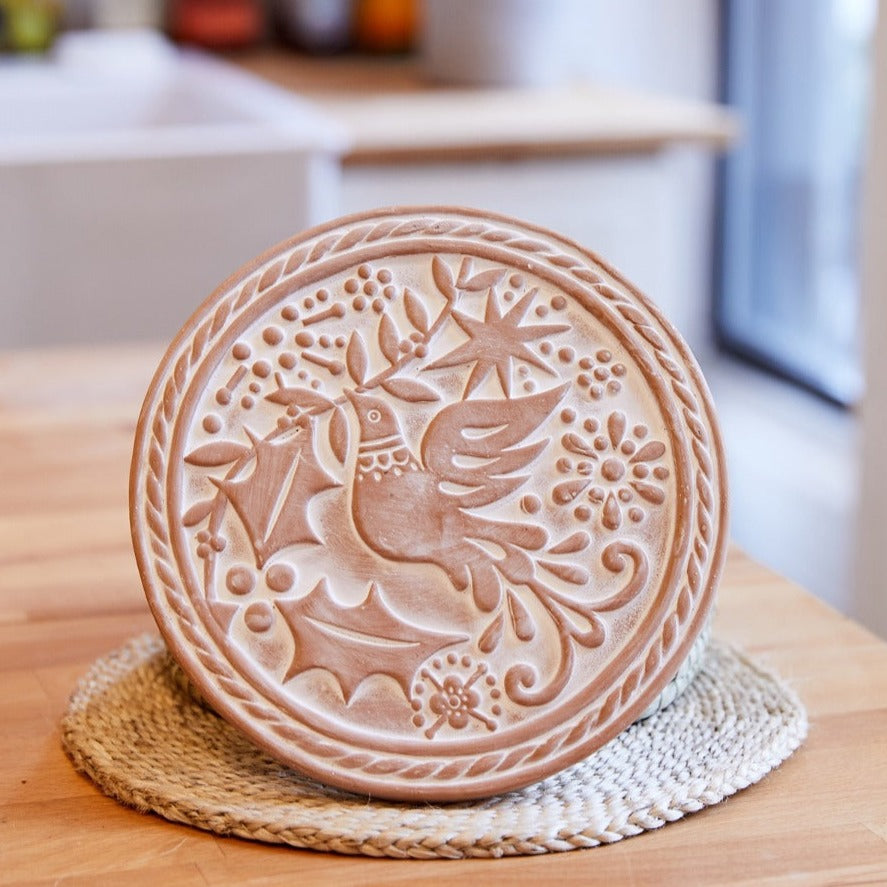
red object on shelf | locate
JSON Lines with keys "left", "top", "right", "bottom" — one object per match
{"left": 167, "top": 0, "right": 264, "bottom": 49}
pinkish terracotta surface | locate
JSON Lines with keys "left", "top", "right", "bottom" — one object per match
{"left": 130, "top": 207, "right": 728, "bottom": 801}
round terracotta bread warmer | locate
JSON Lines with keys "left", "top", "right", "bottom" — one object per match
{"left": 130, "top": 206, "right": 728, "bottom": 802}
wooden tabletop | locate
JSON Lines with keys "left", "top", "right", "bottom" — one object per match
{"left": 233, "top": 50, "right": 739, "bottom": 164}
{"left": 1, "top": 344, "right": 885, "bottom": 885}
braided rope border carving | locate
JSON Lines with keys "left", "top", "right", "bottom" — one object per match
{"left": 136, "top": 215, "right": 723, "bottom": 788}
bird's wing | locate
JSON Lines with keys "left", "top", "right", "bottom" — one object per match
{"left": 421, "top": 383, "right": 568, "bottom": 509}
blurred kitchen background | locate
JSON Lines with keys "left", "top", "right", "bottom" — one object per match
{"left": 2, "top": 0, "right": 886, "bottom": 637}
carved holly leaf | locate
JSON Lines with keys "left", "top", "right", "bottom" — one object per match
{"left": 276, "top": 580, "right": 466, "bottom": 702}
{"left": 381, "top": 377, "right": 441, "bottom": 403}
{"left": 212, "top": 423, "right": 340, "bottom": 567}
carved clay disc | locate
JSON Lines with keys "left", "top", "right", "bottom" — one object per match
{"left": 131, "top": 207, "right": 728, "bottom": 801}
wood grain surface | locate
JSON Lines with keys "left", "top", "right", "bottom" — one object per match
{"left": 233, "top": 50, "right": 739, "bottom": 164}
{"left": 1, "top": 345, "right": 885, "bottom": 885}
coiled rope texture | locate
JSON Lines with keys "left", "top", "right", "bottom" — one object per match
{"left": 61, "top": 635, "right": 806, "bottom": 859}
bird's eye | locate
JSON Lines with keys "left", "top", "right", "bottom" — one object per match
{"left": 367, "top": 409, "right": 382, "bottom": 423}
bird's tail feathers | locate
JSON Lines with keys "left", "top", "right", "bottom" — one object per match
{"left": 465, "top": 517, "right": 549, "bottom": 611}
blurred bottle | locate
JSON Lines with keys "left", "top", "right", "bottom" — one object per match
{"left": 275, "top": 0, "right": 352, "bottom": 54}
{"left": 0, "top": 0, "right": 60, "bottom": 52}
{"left": 354, "top": 0, "right": 416, "bottom": 53}
{"left": 90, "top": 0, "right": 164, "bottom": 29}
{"left": 167, "top": 0, "right": 265, "bottom": 49}
{"left": 420, "top": 0, "right": 579, "bottom": 86}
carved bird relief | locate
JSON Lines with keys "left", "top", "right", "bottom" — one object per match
{"left": 345, "top": 384, "right": 567, "bottom": 612}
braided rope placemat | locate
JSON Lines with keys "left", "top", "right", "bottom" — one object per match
{"left": 61, "top": 635, "right": 806, "bottom": 859}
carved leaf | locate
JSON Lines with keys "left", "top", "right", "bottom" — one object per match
{"left": 548, "top": 531, "right": 591, "bottom": 555}
{"left": 631, "top": 480, "right": 666, "bottom": 505}
{"left": 328, "top": 406, "right": 349, "bottom": 465}
{"left": 185, "top": 441, "right": 251, "bottom": 467}
{"left": 552, "top": 478, "right": 590, "bottom": 505}
{"left": 346, "top": 332, "right": 369, "bottom": 385}
{"left": 266, "top": 383, "right": 335, "bottom": 414}
{"left": 182, "top": 498, "right": 214, "bottom": 527}
{"left": 562, "top": 433, "right": 597, "bottom": 459}
{"left": 455, "top": 256, "right": 508, "bottom": 291}
{"left": 507, "top": 589, "right": 536, "bottom": 641}
{"left": 603, "top": 492, "right": 621, "bottom": 530}
{"left": 631, "top": 441, "right": 667, "bottom": 463}
{"left": 381, "top": 377, "right": 441, "bottom": 403}
{"left": 431, "top": 256, "right": 456, "bottom": 301}
{"left": 462, "top": 269, "right": 507, "bottom": 291}
{"left": 456, "top": 257, "right": 473, "bottom": 287}
{"left": 478, "top": 611, "right": 504, "bottom": 654}
{"left": 538, "top": 559, "right": 590, "bottom": 586}
{"left": 403, "top": 288, "right": 430, "bottom": 333}
{"left": 276, "top": 580, "right": 466, "bottom": 702}
{"left": 377, "top": 313, "right": 400, "bottom": 365}
{"left": 213, "top": 426, "right": 340, "bottom": 567}
{"left": 608, "top": 411, "right": 627, "bottom": 447}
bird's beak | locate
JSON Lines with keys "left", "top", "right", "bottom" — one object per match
{"left": 343, "top": 388, "right": 370, "bottom": 409}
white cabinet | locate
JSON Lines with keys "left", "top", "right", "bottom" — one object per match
{"left": 339, "top": 149, "right": 717, "bottom": 353}
{"left": 0, "top": 33, "right": 343, "bottom": 348}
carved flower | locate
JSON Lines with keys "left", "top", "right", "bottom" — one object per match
{"left": 552, "top": 411, "right": 669, "bottom": 530}
{"left": 575, "top": 348, "right": 627, "bottom": 400}
{"left": 414, "top": 656, "right": 499, "bottom": 738}
{"left": 429, "top": 675, "right": 481, "bottom": 729}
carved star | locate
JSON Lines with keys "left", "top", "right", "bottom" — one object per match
{"left": 425, "top": 289, "right": 569, "bottom": 397}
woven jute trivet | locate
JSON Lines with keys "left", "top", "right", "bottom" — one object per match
{"left": 61, "top": 635, "right": 806, "bottom": 859}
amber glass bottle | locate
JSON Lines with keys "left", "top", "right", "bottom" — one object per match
{"left": 354, "top": 0, "right": 416, "bottom": 53}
